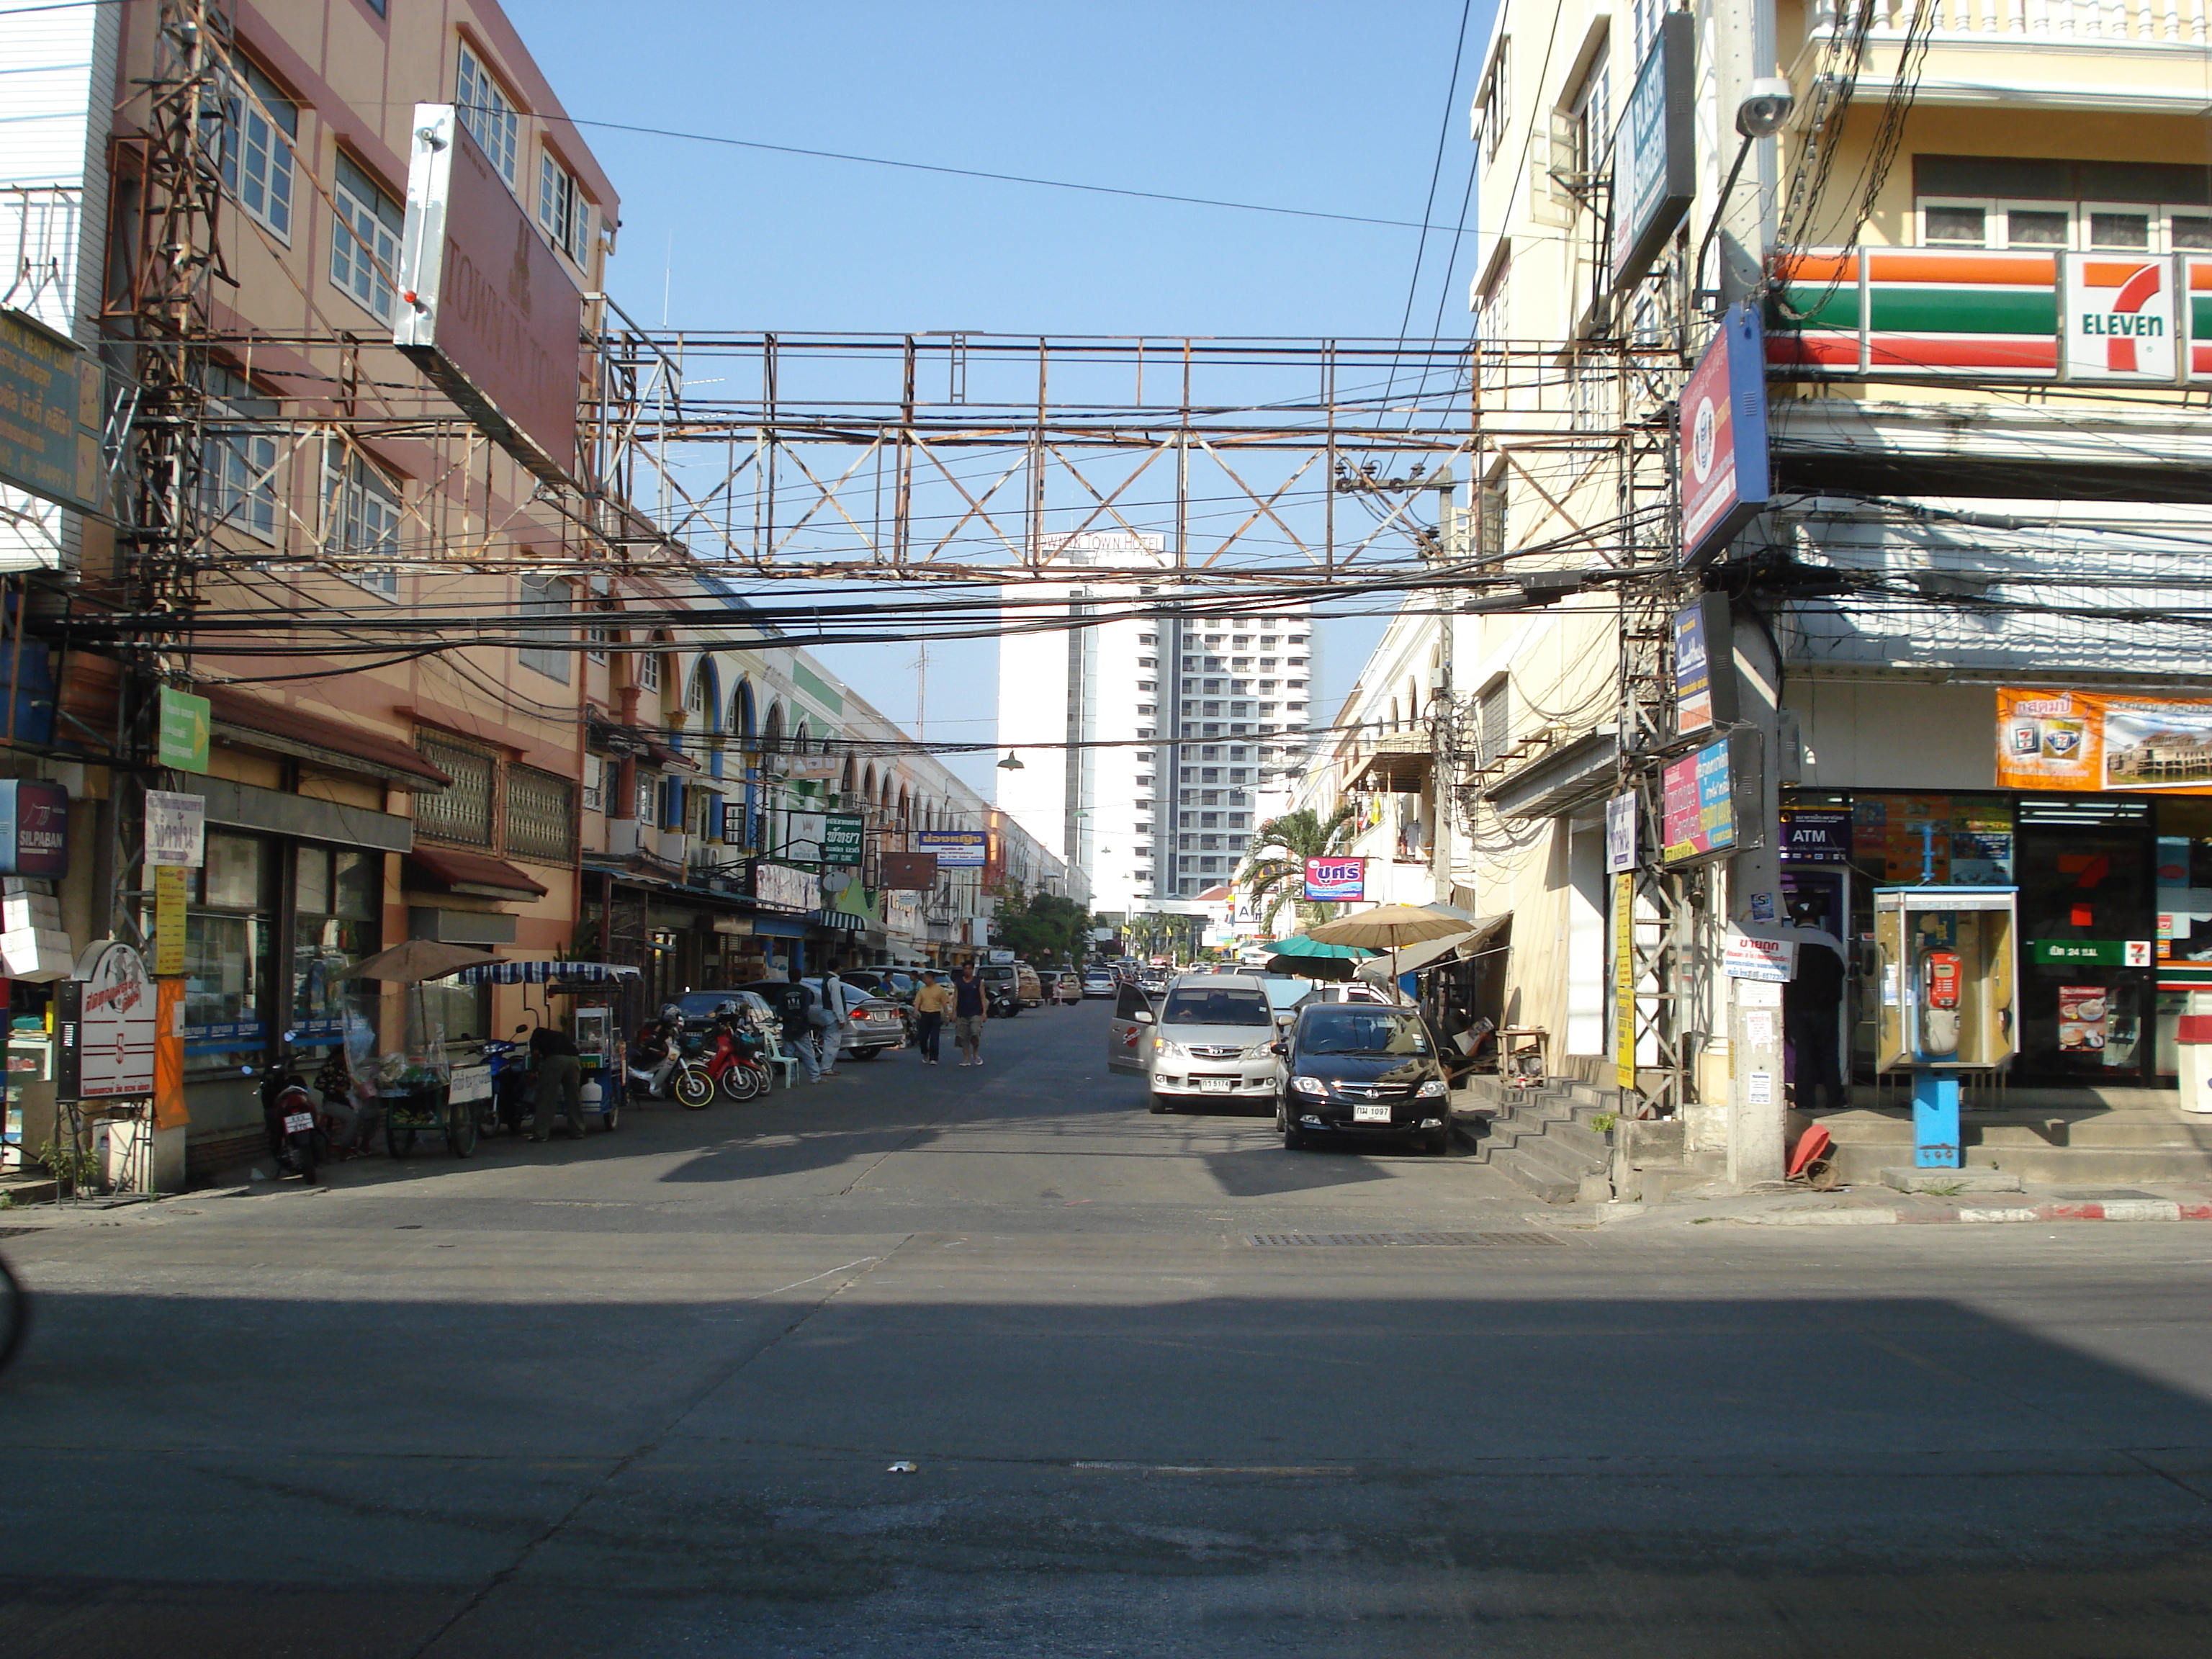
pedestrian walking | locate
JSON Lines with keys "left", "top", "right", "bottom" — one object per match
{"left": 951, "top": 963, "right": 986, "bottom": 1066}
{"left": 526, "top": 1021, "right": 586, "bottom": 1140}
{"left": 911, "top": 970, "right": 953, "bottom": 1064}
{"left": 817, "top": 970, "right": 851, "bottom": 1076}
{"left": 757, "top": 972, "right": 824, "bottom": 1084}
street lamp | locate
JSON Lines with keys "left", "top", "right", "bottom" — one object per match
{"left": 997, "top": 751, "right": 1025, "bottom": 770}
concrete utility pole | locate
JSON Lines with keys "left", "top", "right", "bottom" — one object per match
{"left": 1726, "top": 616, "right": 1788, "bottom": 1185}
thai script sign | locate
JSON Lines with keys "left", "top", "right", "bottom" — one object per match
{"left": 0, "top": 308, "right": 102, "bottom": 516}
{"left": 1997, "top": 688, "right": 2212, "bottom": 794}
{"left": 916, "top": 830, "right": 986, "bottom": 868}
{"left": 1303, "top": 856, "right": 1366, "bottom": 903}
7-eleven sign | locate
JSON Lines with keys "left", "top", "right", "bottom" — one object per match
{"left": 2065, "top": 254, "right": 2178, "bottom": 382}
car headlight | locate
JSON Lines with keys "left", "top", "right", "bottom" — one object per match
{"left": 1241, "top": 1041, "right": 1277, "bottom": 1060}
{"left": 1154, "top": 1038, "right": 1180, "bottom": 1058}
{"left": 1290, "top": 1075, "right": 1326, "bottom": 1095}
{"left": 1417, "top": 1079, "right": 1448, "bottom": 1099}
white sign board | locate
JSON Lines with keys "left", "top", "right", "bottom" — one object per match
{"left": 66, "top": 940, "right": 157, "bottom": 1098}
{"left": 752, "top": 860, "right": 819, "bottom": 912}
{"left": 1605, "top": 792, "right": 1637, "bottom": 875}
{"left": 786, "top": 811, "right": 828, "bottom": 855}
{"left": 1723, "top": 932, "right": 1799, "bottom": 983}
{"left": 145, "top": 789, "right": 206, "bottom": 868}
{"left": 2063, "top": 253, "right": 2178, "bottom": 382}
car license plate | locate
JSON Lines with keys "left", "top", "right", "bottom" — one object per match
{"left": 1200, "top": 1077, "right": 1232, "bottom": 1094}
{"left": 282, "top": 1112, "right": 315, "bottom": 1135}
{"left": 1352, "top": 1102, "right": 1392, "bottom": 1123}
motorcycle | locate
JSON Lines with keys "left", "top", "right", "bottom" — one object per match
{"left": 986, "top": 985, "right": 1021, "bottom": 1020}
{"left": 256, "top": 1051, "right": 323, "bottom": 1184}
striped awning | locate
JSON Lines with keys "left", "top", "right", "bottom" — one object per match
{"left": 454, "top": 960, "right": 642, "bottom": 985}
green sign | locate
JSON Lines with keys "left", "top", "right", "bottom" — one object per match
{"left": 156, "top": 687, "right": 210, "bottom": 773}
{"left": 822, "top": 811, "right": 865, "bottom": 865}
{"left": 2029, "top": 939, "right": 2151, "bottom": 967}
{"left": 0, "top": 308, "right": 104, "bottom": 516}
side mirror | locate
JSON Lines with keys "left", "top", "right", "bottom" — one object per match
{"left": 1133, "top": 1008, "right": 1155, "bottom": 1025}
{"left": 513, "top": 1024, "right": 529, "bottom": 1035}
{"left": 1270, "top": 1040, "right": 1287, "bottom": 1055}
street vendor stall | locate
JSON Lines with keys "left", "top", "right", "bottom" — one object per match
{"left": 343, "top": 939, "right": 497, "bottom": 1158}
{"left": 453, "top": 960, "right": 643, "bottom": 1130}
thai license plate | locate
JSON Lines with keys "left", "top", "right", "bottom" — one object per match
{"left": 1199, "top": 1077, "right": 1233, "bottom": 1094}
{"left": 282, "top": 1112, "right": 314, "bottom": 1135}
{"left": 1352, "top": 1102, "right": 1393, "bottom": 1123}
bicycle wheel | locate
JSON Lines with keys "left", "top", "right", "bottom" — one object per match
{"left": 0, "top": 1253, "right": 31, "bottom": 1378}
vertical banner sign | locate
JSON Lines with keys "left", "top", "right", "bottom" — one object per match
{"left": 1670, "top": 594, "right": 1737, "bottom": 736}
{"left": 2063, "top": 254, "right": 2177, "bottom": 382}
{"left": 1614, "top": 873, "right": 1637, "bottom": 1089}
{"left": 153, "top": 977, "right": 190, "bottom": 1130}
{"left": 152, "top": 864, "right": 188, "bottom": 976}
{"left": 0, "top": 780, "right": 69, "bottom": 876}
{"left": 1680, "top": 304, "right": 1772, "bottom": 563}
{"left": 156, "top": 687, "right": 210, "bottom": 773}
{"left": 1303, "top": 856, "right": 1367, "bottom": 904}
{"left": 1609, "top": 12, "right": 1695, "bottom": 292}
{"left": 1605, "top": 791, "right": 1638, "bottom": 875}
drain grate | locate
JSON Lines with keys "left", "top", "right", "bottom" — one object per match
{"left": 1246, "top": 1230, "right": 1565, "bottom": 1248}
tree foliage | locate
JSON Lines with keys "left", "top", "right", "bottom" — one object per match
{"left": 992, "top": 882, "right": 1095, "bottom": 963}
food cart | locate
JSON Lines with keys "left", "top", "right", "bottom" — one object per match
{"left": 454, "top": 959, "right": 642, "bottom": 1130}
{"left": 342, "top": 939, "right": 501, "bottom": 1160}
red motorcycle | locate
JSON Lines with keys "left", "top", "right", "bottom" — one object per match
{"left": 703, "top": 1017, "right": 771, "bottom": 1102}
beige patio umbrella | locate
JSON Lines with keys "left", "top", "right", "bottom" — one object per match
{"left": 1307, "top": 904, "right": 1471, "bottom": 1003}
{"left": 343, "top": 940, "right": 498, "bottom": 983}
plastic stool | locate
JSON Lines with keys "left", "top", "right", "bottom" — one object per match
{"left": 763, "top": 1054, "right": 801, "bottom": 1091}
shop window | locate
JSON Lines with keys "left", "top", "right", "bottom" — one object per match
{"left": 416, "top": 735, "right": 495, "bottom": 847}
{"left": 292, "top": 847, "right": 379, "bottom": 1051}
{"left": 505, "top": 765, "right": 576, "bottom": 863}
{"left": 184, "top": 832, "right": 270, "bottom": 1075}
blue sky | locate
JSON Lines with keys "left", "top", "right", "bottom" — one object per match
{"left": 508, "top": 0, "right": 1489, "bottom": 796}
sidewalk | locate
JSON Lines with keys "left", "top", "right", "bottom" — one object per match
{"left": 1578, "top": 1179, "right": 2212, "bottom": 1230}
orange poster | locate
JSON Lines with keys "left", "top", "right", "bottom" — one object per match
{"left": 153, "top": 977, "right": 189, "bottom": 1130}
{"left": 1996, "top": 688, "right": 2212, "bottom": 795}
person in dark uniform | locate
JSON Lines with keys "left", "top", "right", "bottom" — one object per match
{"left": 528, "top": 1022, "right": 585, "bottom": 1140}
{"left": 1784, "top": 897, "right": 1848, "bottom": 1112}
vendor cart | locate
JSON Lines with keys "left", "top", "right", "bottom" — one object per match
{"left": 342, "top": 940, "right": 501, "bottom": 1160}
{"left": 455, "top": 960, "right": 643, "bottom": 1128}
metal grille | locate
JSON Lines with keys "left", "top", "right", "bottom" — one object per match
{"left": 415, "top": 737, "right": 494, "bottom": 847}
{"left": 505, "top": 765, "right": 575, "bottom": 863}
{"left": 1246, "top": 1231, "right": 1565, "bottom": 1248}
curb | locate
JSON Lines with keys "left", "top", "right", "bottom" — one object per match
{"left": 1721, "top": 1199, "right": 2212, "bottom": 1226}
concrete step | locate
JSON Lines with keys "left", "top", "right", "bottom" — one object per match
{"left": 1470, "top": 1138, "right": 1585, "bottom": 1205}
{"left": 1820, "top": 1115, "right": 2212, "bottom": 1151}
{"left": 1831, "top": 1140, "right": 2212, "bottom": 1187}
{"left": 1883, "top": 1166, "right": 2024, "bottom": 1194}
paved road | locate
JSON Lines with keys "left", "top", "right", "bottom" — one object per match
{"left": 5, "top": 1001, "right": 2211, "bottom": 1656}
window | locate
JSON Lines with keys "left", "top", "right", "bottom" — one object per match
{"left": 183, "top": 832, "right": 270, "bottom": 1076}
{"left": 686, "top": 665, "right": 706, "bottom": 714}
{"left": 538, "top": 148, "right": 593, "bottom": 266}
{"left": 198, "top": 365, "right": 277, "bottom": 542}
{"left": 416, "top": 736, "right": 495, "bottom": 847}
{"left": 323, "top": 449, "right": 400, "bottom": 596}
{"left": 1566, "top": 37, "right": 1610, "bottom": 186}
{"left": 1915, "top": 156, "right": 2211, "bottom": 254}
{"left": 518, "top": 573, "right": 572, "bottom": 683}
{"left": 1478, "top": 675, "right": 1511, "bottom": 764}
{"left": 292, "top": 847, "right": 378, "bottom": 1051}
{"left": 220, "top": 58, "right": 297, "bottom": 240}
{"left": 505, "top": 765, "right": 577, "bottom": 863}
{"left": 331, "top": 153, "right": 402, "bottom": 320}
{"left": 457, "top": 43, "right": 521, "bottom": 186}
{"left": 1474, "top": 37, "right": 1510, "bottom": 165}
{"left": 637, "top": 649, "right": 662, "bottom": 693}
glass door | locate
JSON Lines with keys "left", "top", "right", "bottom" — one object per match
{"left": 2014, "top": 797, "right": 2155, "bottom": 1084}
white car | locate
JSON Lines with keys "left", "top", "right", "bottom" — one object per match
{"left": 801, "top": 977, "right": 907, "bottom": 1061}
{"left": 1139, "top": 972, "right": 1285, "bottom": 1113}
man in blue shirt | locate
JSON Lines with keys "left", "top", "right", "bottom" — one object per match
{"left": 952, "top": 964, "right": 987, "bottom": 1067}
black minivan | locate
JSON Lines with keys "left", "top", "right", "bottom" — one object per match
{"left": 1275, "top": 1002, "right": 1452, "bottom": 1154}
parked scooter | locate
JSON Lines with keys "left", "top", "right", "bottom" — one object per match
{"left": 986, "top": 984, "right": 1021, "bottom": 1020}
{"left": 256, "top": 1049, "right": 323, "bottom": 1183}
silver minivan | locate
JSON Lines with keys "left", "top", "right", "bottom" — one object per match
{"left": 1137, "top": 972, "right": 1284, "bottom": 1113}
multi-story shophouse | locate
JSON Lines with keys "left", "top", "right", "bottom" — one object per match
{"left": 1319, "top": 0, "right": 2212, "bottom": 1188}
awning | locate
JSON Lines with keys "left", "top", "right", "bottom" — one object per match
{"left": 1347, "top": 733, "right": 1434, "bottom": 793}
{"left": 1352, "top": 915, "right": 1510, "bottom": 982}
{"left": 204, "top": 685, "right": 452, "bottom": 790}
{"left": 456, "top": 959, "right": 640, "bottom": 984}
{"left": 644, "top": 741, "right": 696, "bottom": 771}
{"left": 405, "top": 845, "right": 550, "bottom": 899}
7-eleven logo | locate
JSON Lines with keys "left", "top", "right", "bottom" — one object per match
{"left": 2067, "top": 256, "right": 2177, "bottom": 381}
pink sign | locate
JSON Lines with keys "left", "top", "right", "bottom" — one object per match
{"left": 1303, "top": 856, "right": 1366, "bottom": 903}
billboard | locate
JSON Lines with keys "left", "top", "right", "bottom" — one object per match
{"left": 0, "top": 779, "right": 68, "bottom": 876}
{"left": 1660, "top": 734, "right": 1758, "bottom": 863}
{"left": 0, "top": 309, "right": 103, "bottom": 517}
{"left": 752, "top": 860, "right": 819, "bottom": 911}
{"left": 1997, "top": 688, "right": 2212, "bottom": 793}
{"left": 879, "top": 851, "right": 938, "bottom": 890}
{"left": 395, "top": 105, "right": 583, "bottom": 485}
{"left": 1681, "top": 304, "right": 1771, "bottom": 563}
{"left": 1609, "top": 13, "right": 1694, "bottom": 293}
{"left": 916, "top": 830, "right": 986, "bottom": 868}
{"left": 1303, "top": 855, "right": 1366, "bottom": 903}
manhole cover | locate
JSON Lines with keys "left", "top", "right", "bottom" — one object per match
{"left": 1246, "top": 1231, "right": 1564, "bottom": 1248}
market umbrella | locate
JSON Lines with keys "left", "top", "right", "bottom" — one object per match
{"left": 1268, "top": 953, "right": 1357, "bottom": 982}
{"left": 1264, "top": 933, "right": 1373, "bottom": 961}
{"left": 1307, "top": 904, "right": 1472, "bottom": 1003}
{"left": 343, "top": 940, "right": 498, "bottom": 983}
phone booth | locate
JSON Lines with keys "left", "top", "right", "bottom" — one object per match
{"left": 1874, "top": 886, "right": 2019, "bottom": 1166}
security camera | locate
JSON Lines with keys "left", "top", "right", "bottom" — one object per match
{"left": 1735, "top": 78, "right": 1795, "bottom": 138}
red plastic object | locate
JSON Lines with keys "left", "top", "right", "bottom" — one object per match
{"left": 1786, "top": 1122, "right": 1835, "bottom": 1179}
{"left": 2177, "top": 1015, "right": 2212, "bottom": 1046}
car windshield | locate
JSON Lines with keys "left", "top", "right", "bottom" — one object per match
{"left": 1160, "top": 985, "right": 1271, "bottom": 1027}
{"left": 1299, "top": 1008, "right": 1433, "bottom": 1056}
{"left": 1260, "top": 977, "right": 1317, "bottom": 1013}
{"left": 673, "top": 992, "right": 741, "bottom": 1019}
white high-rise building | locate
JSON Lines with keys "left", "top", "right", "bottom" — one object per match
{"left": 996, "top": 534, "right": 1318, "bottom": 917}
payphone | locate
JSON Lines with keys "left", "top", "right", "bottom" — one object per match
{"left": 1874, "top": 886, "right": 2018, "bottom": 1166}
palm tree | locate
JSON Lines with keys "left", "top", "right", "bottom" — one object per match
{"left": 1237, "top": 804, "right": 1357, "bottom": 933}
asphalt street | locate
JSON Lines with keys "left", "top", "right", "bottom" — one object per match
{"left": 4, "top": 999, "right": 2211, "bottom": 1657}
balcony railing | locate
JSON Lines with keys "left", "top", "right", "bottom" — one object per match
{"left": 1768, "top": 246, "right": 2212, "bottom": 383}
{"left": 1811, "top": 0, "right": 2211, "bottom": 42}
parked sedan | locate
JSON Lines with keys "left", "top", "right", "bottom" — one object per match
{"left": 1276, "top": 1002, "right": 1452, "bottom": 1154}
{"left": 801, "top": 977, "right": 908, "bottom": 1061}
